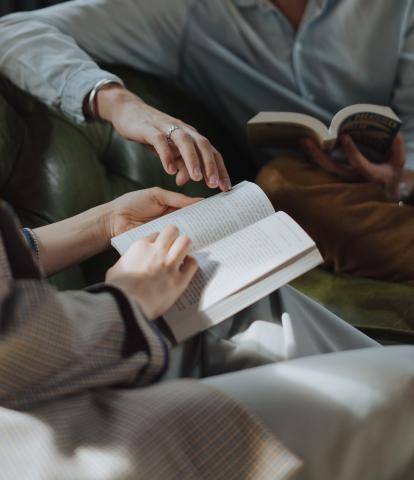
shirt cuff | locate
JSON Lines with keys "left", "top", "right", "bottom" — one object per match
{"left": 60, "top": 67, "right": 124, "bottom": 123}
{"left": 86, "top": 282, "right": 171, "bottom": 372}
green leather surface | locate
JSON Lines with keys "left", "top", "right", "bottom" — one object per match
{"left": 0, "top": 68, "right": 412, "bottom": 342}
{"left": 292, "top": 269, "right": 414, "bottom": 344}
{"left": 0, "top": 68, "right": 253, "bottom": 289}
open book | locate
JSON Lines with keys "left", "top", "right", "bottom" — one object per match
{"left": 111, "top": 182, "right": 323, "bottom": 342}
{"left": 248, "top": 104, "right": 401, "bottom": 163}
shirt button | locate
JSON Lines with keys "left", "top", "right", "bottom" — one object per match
{"left": 259, "top": 0, "right": 272, "bottom": 12}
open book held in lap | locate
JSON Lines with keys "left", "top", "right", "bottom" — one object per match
{"left": 248, "top": 104, "right": 401, "bottom": 164}
{"left": 112, "top": 182, "right": 322, "bottom": 342}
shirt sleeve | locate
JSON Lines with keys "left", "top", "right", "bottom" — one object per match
{"left": 392, "top": 2, "right": 414, "bottom": 171}
{"left": 0, "top": 202, "right": 170, "bottom": 409}
{"left": 0, "top": 280, "right": 170, "bottom": 409}
{"left": 0, "top": 0, "right": 193, "bottom": 123}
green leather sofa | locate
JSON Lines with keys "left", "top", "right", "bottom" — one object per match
{"left": 1, "top": 68, "right": 413, "bottom": 344}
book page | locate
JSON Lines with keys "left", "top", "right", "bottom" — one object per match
{"left": 111, "top": 181, "right": 274, "bottom": 254}
{"left": 169, "top": 249, "right": 322, "bottom": 342}
{"left": 164, "top": 211, "right": 316, "bottom": 332}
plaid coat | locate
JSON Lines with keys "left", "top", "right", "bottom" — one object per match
{"left": 0, "top": 201, "right": 301, "bottom": 480}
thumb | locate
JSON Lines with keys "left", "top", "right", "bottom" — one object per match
{"left": 154, "top": 188, "right": 203, "bottom": 209}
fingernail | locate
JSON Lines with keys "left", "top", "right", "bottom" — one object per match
{"left": 193, "top": 167, "right": 202, "bottom": 180}
{"left": 168, "top": 163, "right": 177, "bottom": 174}
{"left": 209, "top": 175, "right": 219, "bottom": 187}
{"left": 224, "top": 179, "right": 232, "bottom": 191}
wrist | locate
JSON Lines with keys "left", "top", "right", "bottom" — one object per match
{"left": 91, "top": 202, "right": 113, "bottom": 251}
{"left": 83, "top": 79, "right": 124, "bottom": 121}
{"left": 57, "top": 202, "right": 112, "bottom": 253}
{"left": 32, "top": 203, "right": 112, "bottom": 276}
{"left": 96, "top": 86, "right": 141, "bottom": 123}
{"left": 105, "top": 275, "right": 158, "bottom": 320}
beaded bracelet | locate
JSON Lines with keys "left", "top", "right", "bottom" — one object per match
{"left": 22, "top": 228, "right": 40, "bottom": 261}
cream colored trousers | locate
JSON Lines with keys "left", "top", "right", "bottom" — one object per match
{"left": 166, "top": 287, "right": 414, "bottom": 480}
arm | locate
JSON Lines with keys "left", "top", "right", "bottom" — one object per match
{"left": 0, "top": 1, "right": 231, "bottom": 191}
{"left": 0, "top": 204, "right": 165, "bottom": 409}
{"left": 32, "top": 187, "right": 200, "bottom": 276}
{"left": 0, "top": 279, "right": 168, "bottom": 409}
{"left": 391, "top": 2, "right": 414, "bottom": 199}
{"left": 0, "top": 0, "right": 187, "bottom": 122}
{"left": 0, "top": 200, "right": 198, "bottom": 409}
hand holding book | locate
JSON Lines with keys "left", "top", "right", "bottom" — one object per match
{"left": 248, "top": 104, "right": 407, "bottom": 201}
{"left": 107, "top": 225, "right": 198, "bottom": 320}
{"left": 112, "top": 182, "right": 322, "bottom": 342}
{"left": 301, "top": 133, "right": 406, "bottom": 202}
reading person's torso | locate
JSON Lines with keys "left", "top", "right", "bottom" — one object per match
{"left": 177, "top": 0, "right": 403, "bottom": 142}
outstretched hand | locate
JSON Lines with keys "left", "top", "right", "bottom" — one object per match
{"left": 301, "top": 133, "right": 406, "bottom": 201}
{"left": 96, "top": 86, "right": 232, "bottom": 192}
{"left": 32, "top": 187, "right": 200, "bottom": 277}
{"left": 105, "top": 187, "right": 201, "bottom": 240}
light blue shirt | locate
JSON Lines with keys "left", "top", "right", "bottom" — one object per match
{"left": 1, "top": 0, "right": 414, "bottom": 167}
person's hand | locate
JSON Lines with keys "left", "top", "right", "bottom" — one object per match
{"left": 106, "top": 225, "right": 198, "bottom": 319}
{"left": 104, "top": 187, "right": 201, "bottom": 241}
{"left": 301, "top": 133, "right": 406, "bottom": 201}
{"left": 32, "top": 188, "right": 199, "bottom": 277}
{"left": 96, "top": 85, "right": 232, "bottom": 192}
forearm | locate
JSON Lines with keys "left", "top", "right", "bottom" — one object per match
{"left": 0, "top": 202, "right": 170, "bottom": 408}
{"left": 0, "top": 11, "right": 121, "bottom": 123}
{"left": 0, "top": 0, "right": 185, "bottom": 122}
{"left": 33, "top": 203, "right": 111, "bottom": 276}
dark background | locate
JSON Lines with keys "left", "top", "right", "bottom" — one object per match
{"left": 1, "top": 0, "right": 66, "bottom": 16}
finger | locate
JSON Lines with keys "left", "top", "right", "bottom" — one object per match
{"left": 126, "top": 232, "right": 158, "bottom": 256}
{"left": 174, "top": 158, "right": 191, "bottom": 187}
{"left": 143, "top": 232, "right": 159, "bottom": 243}
{"left": 178, "top": 255, "right": 199, "bottom": 286}
{"left": 151, "top": 186, "right": 202, "bottom": 209}
{"left": 171, "top": 129, "right": 203, "bottom": 182}
{"left": 301, "top": 137, "right": 357, "bottom": 180}
{"left": 389, "top": 133, "right": 406, "bottom": 169}
{"left": 155, "top": 225, "right": 180, "bottom": 253}
{"left": 340, "top": 135, "right": 378, "bottom": 180}
{"left": 214, "top": 149, "right": 232, "bottom": 192}
{"left": 166, "top": 235, "right": 192, "bottom": 268}
{"left": 149, "top": 129, "right": 177, "bottom": 175}
{"left": 300, "top": 137, "right": 333, "bottom": 171}
{"left": 195, "top": 136, "right": 219, "bottom": 188}
{"left": 182, "top": 122, "right": 198, "bottom": 133}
